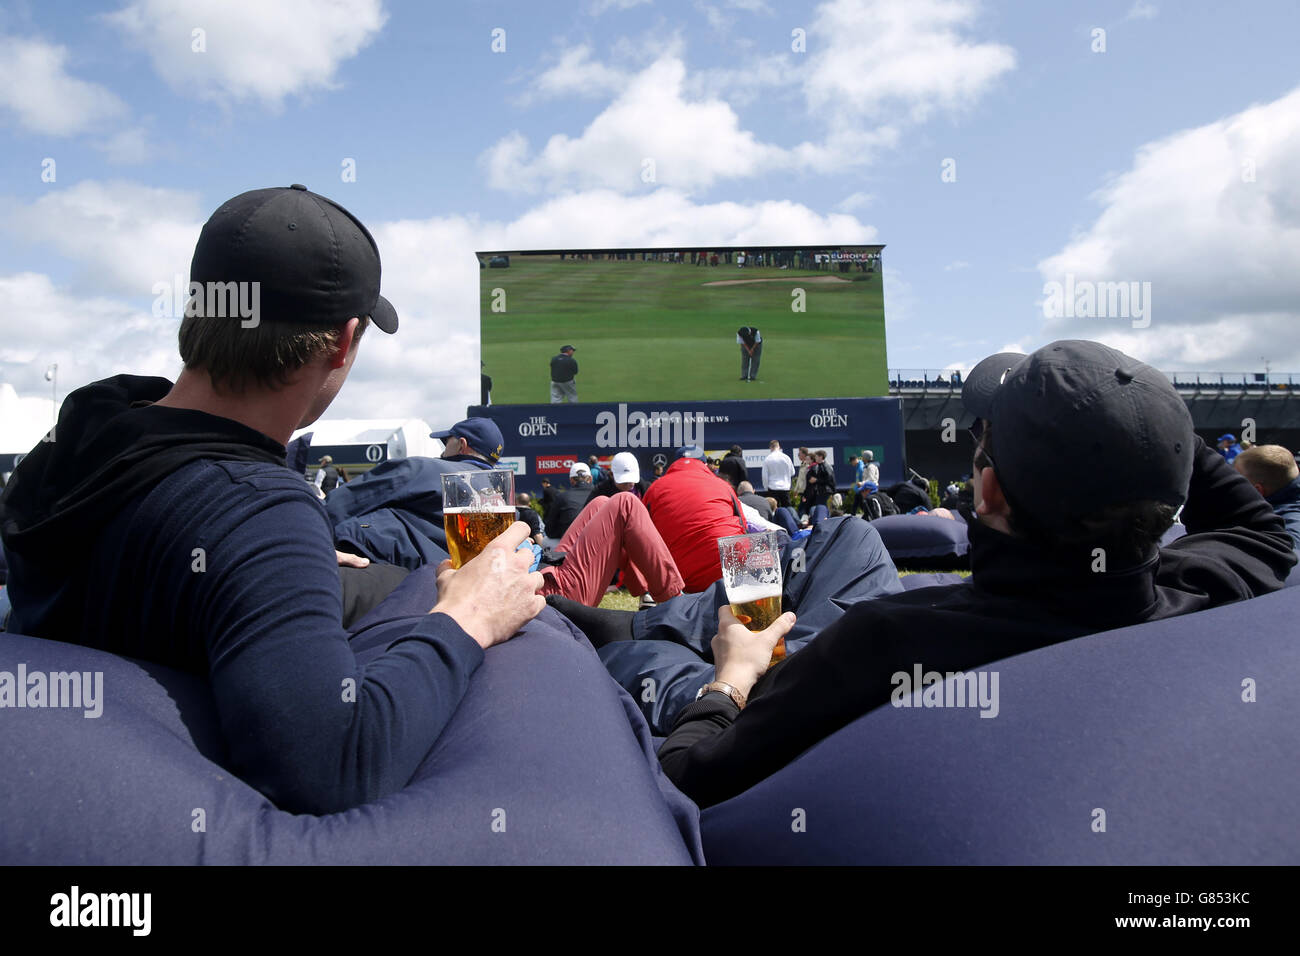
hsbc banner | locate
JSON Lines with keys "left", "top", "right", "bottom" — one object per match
{"left": 468, "top": 398, "right": 905, "bottom": 490}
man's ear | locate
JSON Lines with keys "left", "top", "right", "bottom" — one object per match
{"left": 328, "top": 318, "right": 361, "bottom": 370}
{"left": 975, "top": 466, "right": 1011, "bottom": 519}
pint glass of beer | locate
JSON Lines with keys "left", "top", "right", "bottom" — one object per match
{"left": 441, "top": 469, "right": 516, "bottom": 568}
{"left": 716, "top": 530, "right": 786, "bottom": 667}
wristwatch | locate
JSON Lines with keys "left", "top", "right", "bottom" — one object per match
{"left": 696, "top": 681, "right": 746, "bottom": 710}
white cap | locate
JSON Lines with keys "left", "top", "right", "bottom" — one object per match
{"left": 610, "top": 452, "right": 640, "bottom": 484}
{"left": 569, "top": 462, "right": 591, "bottom": 478}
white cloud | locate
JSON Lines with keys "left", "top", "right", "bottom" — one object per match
{"left": 488, "top": 55, "right": 899, "bottom": 194}
{"left": 0, "top": 35, "right": 127, "bottom": 136}
{"left": 524, "top": 45, "right": 634, "bottom": 103}
{"left": 0, "top": 271, "right": 181, "bottom": 452}
{"left": 804, "top": 0, "right": 1016, "bottom": 123}
{"left": 486, "top": 57, "right": 796, "bottom": 193}
{"left": 6, "top": 181, "right": 203, "bottom": 297}
{"left": 106, "top": 0, "right": 387, "bottom": 107}
{"left": 944, "top": 260, "right": 970, "bottom": 271}
{"left": 508, "top": 2, "right": 1011, "bottom": 194}
{"left": 1124, "top": 2, "right": 1158, "bottom": 21}
{"left": 1037, "top": 86, "right": 1300, "bottom": 371}
{"left": 94, "top": 127, "right": 156, "bottom": 164}
{"left": 590, "top": 0, "right": 652, "bottom": 13}
{"left": 837, "top": 191, "right": 875, "bottom": 212}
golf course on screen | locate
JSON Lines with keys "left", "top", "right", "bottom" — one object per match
{"left": 479, "top": 249, "right": 888, "bottom": 405}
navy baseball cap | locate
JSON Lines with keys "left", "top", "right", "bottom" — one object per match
{"left": 431, "top": 417, "right": 505, "bottom": 462}
{"left": 190, "top": 184, "right": 398, "bottom": 333}
{"left": 675, "top": 445, "right": 707, "bottom": 461}
{"left": 1216, "top": 433, "right": 1237, "bottom": 443}
{"left": 962, "top": 340, "right": 1194, "bottom": 531}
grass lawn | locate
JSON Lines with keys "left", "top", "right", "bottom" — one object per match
{"left": 595, "top": 568, "right": 971, "bottom": 610}
{"left": 481, "top": 256, "right": 888, "bottom": 405}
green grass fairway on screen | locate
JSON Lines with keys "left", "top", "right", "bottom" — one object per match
{"left": 480, "top": 253, "right": 888, "bottom": 404}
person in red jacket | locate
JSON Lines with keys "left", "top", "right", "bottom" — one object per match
{"left": 642, "top": 446, "right": 747, "bottom": 592}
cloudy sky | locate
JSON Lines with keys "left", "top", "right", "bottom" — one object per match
{"left": 2, "top": 0, "right": 1298, "bottom": 450}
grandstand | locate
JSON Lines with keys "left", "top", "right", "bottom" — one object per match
{"left": 889, "top": 367, "right": 1300, "bottom": 482}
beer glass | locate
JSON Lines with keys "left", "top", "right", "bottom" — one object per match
{"left": 716, "top": 530, "right": 786, "bottom": 667}
{"left": 441, "top": 469, "right": 516, "bottom": 568}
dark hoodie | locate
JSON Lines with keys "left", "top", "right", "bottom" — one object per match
{"left": 0, "top": 375, "right": 484, "bottom": 815}
{"left": 657, "top": 436, "right": 1297, "bottom": 808}
{"left": 1, "top": 375, "right": 284, "bottom": 640}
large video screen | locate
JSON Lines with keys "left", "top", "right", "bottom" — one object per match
{"left": 478, "top": 246, "right": 888, "bottom": 405}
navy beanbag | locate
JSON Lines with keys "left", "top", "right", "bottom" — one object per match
{"left": 871, "top": 514, "right": 970, "bottom": 570}
{"left": 700, "top": 586, "right": 1300, "bottom": 864}
{"left": 0, "top": 574, "right": 703, "bottom": 864}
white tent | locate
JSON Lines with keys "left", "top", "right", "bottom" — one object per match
{"left": 290, "top": 418, "right": 440, "bottom": 467}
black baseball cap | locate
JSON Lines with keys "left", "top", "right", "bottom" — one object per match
{"left": 962, "top": 340, "right": 1194, "bottom": 531}
{"left": 190, "top": 184, "right": 398, "bottom": 333}
{"left": 560, "top": 344, "right": 576, "bottom": 352}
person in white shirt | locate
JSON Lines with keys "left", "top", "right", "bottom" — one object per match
{"left": 761, "top": 440, "right": 795, "bottom": 509}
{"left": 861, "top": 449, "right": 880, "bottom": 485}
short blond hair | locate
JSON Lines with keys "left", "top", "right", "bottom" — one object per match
{"left": 1235, "top": 445, "right": 1299, "bottom": 496}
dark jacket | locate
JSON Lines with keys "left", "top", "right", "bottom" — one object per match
{"left": 658, "top": 436, "right": 1297, "bottom": 808}
{"left": 1265, "top": 475, "right": 1300, "bottom": 554}
{"left": 717, "top": 453, "right": 749, "bottom": 489}
{"left": 545, "top": 482, "right": 593, "bottom": 538}
{"left": 550, "top": 353, "right": 578, "bottom": 383}
{"left": 585, "top": 476, "right": 649, "bottom": 505}
{"left": 804, "top": 461, "right": 834, "bottom": 505}
{"left": 739, "top": 493, "right": 773, "bottom": 520}
{"left": 0, "top": 375, "right": 483, "bottom": 815}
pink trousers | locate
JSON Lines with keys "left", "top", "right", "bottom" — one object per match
{"left": 540, "top": 493, "right": 684, "bottom": 606}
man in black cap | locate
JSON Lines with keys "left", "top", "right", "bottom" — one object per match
{"left": 550, "top": 345, "right": 579, "bottom": 403}
{"left": 0, "top": 185, "right": 544, "bottom": 815}
{"left": 646, "top": 339, "right": 1296, "bottom": 808}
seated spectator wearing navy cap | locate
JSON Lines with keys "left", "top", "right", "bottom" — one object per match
{"left": 431, "top": 416, "right": 504, "bottom": 469}
{"left": 0, "top": 185, "right": 544, "bottom": 815}
{"left": 1234, "top": 445, "right": 1300, "bottom": 555}
{"left": 1216, "top": 433, "right": 1244, "bottom": 464}
{"left": 654, "top": 339, "right": 1296, "bottom": 808}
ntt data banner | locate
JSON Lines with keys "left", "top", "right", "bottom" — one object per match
{"left": 468, "top": 397, "right": 905, "bottom": 490}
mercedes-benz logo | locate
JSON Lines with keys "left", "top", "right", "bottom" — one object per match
{"left": 651, "top": 453, "right": 667, "bottom": 468}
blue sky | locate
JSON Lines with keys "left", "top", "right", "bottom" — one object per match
{"left": 2, "top": 0, "right": 1299, "bottom": 448}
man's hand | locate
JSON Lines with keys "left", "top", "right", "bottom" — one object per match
{"left": 336, "top": 550, "right": 370, "bottom": 568}
{"left": 711, "top": 606, "right": 796, "bottom": 699}
{"left": 431, "top": 522, "right": 546, "bottom": 650}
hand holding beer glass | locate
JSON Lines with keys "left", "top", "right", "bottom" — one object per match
{"left": 717, "top": 531, "right": 786, "bottom": 667}
{"left": 441, "top": 470, "right": 516, "bottom": 568}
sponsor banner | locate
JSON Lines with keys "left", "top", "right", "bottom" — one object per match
{"left": 470, "top": 397, "right": 905, "bottom": 488}
{"left": 535, "top": 454, "right": 578, "bottom": 474}
{"left": 497, "top": 456, "right": 526, "bottom": 475}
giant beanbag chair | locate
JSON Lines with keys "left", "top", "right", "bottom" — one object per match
{"left": 699, "top": 586, "right": 1300, "bottom": 864}
{"left": 0, "top": 567, "right": 702, "bottom": 865}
